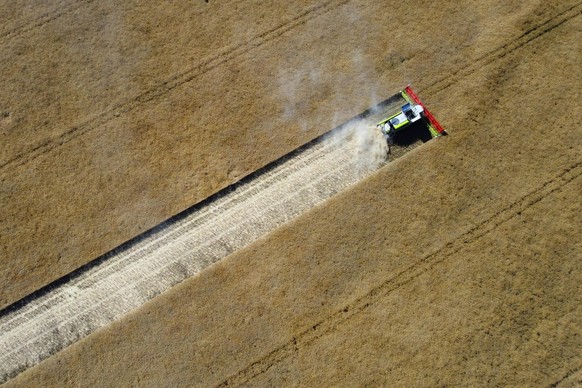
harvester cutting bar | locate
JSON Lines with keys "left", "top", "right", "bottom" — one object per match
{"left": 403, "top": 86, "right": 445, "bottom": 134}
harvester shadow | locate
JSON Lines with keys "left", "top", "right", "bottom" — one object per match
{"left": 392, "top": 120, "right": 434, "bottom": 146}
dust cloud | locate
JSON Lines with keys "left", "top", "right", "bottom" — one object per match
{"left": 352, "top": 119, "right": 389, "bottom": 170}
{"left": 276, "top": 53, "right": 388, "bottom": 177}
{"left": 330, "top": 118, "right": 389, "bottom": 179}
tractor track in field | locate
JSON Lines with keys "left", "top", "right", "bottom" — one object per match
{"left": 0, "top": 0, "right": 348, "bottom": 174}
{"left": 217, "top": 160, "right": 582, "bottom": 387}
{"left": 0, "top": 0, "right": 94, "bottom": 43}
{"left": 216, "top": 10, "right": 582, "bottom": 381}
{"left": 1, "top": 1, "right": 579, "bottom": 384}
{"left": 1, "top": 0, "right": 578, "bottom": 176}
{"left": 0, "top": 116, "right": 389, "bottom": 384}
{"left": 421, "top": 2, "right": 582, "bottom": 97}
{"left": 552, "top": 364, "right": 582, "bottom": 387}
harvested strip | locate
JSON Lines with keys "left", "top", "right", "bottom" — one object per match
{"left": 0, "top": 118, "right": 390, "bottom": 383}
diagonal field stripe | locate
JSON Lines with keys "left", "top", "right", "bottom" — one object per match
{"left": 422, "top": 2, "right": 582, "bottom": 96}
{"left": 0, "top": 108, "right": 397, "bottom": 383}
{"left": 0, "top": 0, "right": 96, "bottom": 43}
{"left": 219, "top": 161, "right": 582, "bottom": 387}
{"left": 0, "top": 0, "right": 348, "bottom": 173}
{"left": 217, "top": 8, "right": 582, "bottom": 383}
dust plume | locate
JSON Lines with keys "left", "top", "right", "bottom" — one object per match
{"left": 352, "top": 119, "right": 388, "bottom": 170}
{"left": 330, "top": 119, "right": 388, "bottom": 176}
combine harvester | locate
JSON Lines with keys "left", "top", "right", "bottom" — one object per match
{"left": 0, "top": 85, "right": 445, "bottom": 383}
{"left": 374, "top": 86, "right": 446, "bottom": 152}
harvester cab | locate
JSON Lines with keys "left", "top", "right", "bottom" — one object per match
{"left": 377, "top": 102, "right": 424, "bottom": 144}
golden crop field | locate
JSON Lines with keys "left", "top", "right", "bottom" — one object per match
{"left": 1, "top": 0, "right": 581, "bottom": 385}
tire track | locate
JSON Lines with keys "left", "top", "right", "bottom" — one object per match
{"left": 219, "top": 9, "right": 582, "bottom": 384}
{"left": 218, "top": 161, "right": 582, "bottom": 387}
{"left": 0, "top": 0, "right": 95, "bottom": 42}
{"left": 421, "top": 2, "right": 582, "bottom": 96}
{"left": 552, "top": 364, "right": 582, "bottom": 387}
{"left": 0, "top": 0, "right": 348, "bottom": 174}
{"left": 0, "top": 139, "right": 336, "bottom": 332}
{"left": 0, "top": 116, "right": 388, "bottom": 384}
{"left": 2, "top": 0, "right": 576, "bottom": 175}
{"left": 0, "top": 94, "right": 400, "bottom": 330}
